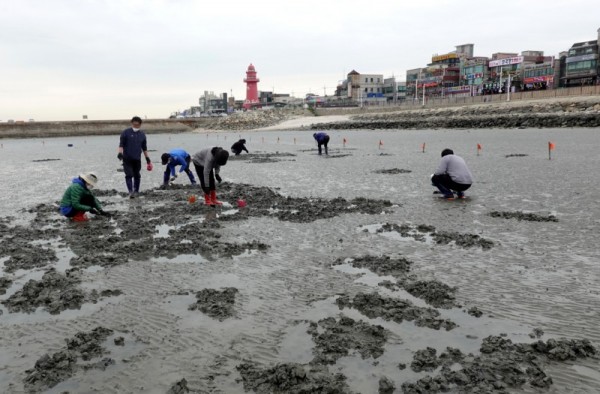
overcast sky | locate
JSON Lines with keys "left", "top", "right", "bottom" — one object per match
{"left": 1, "top": 0, "right": 598, "bottom": 121}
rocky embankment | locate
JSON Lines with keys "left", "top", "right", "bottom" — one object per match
{"left": 311, "top": 98, "right": 600, "bottom": 130}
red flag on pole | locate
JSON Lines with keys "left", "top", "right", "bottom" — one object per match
{"left": 379, "top": 140, "right": 383, "bottom": 148}
{"left": 421, "top": 142, "right": 426, "bottom": 153}
{"left": 477, "top": 143, "right": 482, "bottom": 150}
{"left": 548, "top": 141, "right": 555, "bottom": 150}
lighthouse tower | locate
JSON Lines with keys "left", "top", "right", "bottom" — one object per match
{"left": 243, "top": 64, "right": 260, "bottom": 110}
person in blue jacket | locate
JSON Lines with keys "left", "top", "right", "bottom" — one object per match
{"left": 161, "top": 148, "right": 197, "bottom": 186}
{"left": 313, "top": 132, "right": 330, "bottom": 155}
{"left": 117, "top": 116, "right": 153, "bottom": 198}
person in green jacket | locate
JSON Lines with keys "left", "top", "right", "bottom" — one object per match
{"left": 60, "top": 173, "right": 109, "bottom": 221}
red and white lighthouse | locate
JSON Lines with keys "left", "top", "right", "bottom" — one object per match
{"left": 243, "top": 63, "right": 260, "bottom": 110}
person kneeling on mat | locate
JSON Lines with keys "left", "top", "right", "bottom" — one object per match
{"left": 60, "top": 173, "right": 109, "bottom": 221}
{"left": 431, "top": 148, "right": 473, "bottom": 200}
{"left": 192, "top": 147, "right": 229, "bottom": 206}
{"left": 160, "top": 148, "right": 197, "bottom": 186}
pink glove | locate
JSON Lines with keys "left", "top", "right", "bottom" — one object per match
{"left": 147, "top": 162, "right": 153, "bottom": 171}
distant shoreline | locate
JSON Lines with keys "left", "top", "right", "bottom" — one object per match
{"left": 2, "top": 95, "right": 600, "bottom": 139}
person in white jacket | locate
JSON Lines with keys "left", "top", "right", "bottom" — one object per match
{"left": 192, "top": 147, "right": 229, "bottom": 206}
{"left": 431, "top": 148, "right": 473, "bottom": 200}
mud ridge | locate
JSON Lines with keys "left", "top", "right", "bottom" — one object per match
{"left": 188, "top": 287, "right": 238, "bottom": 321}
{"left": 336, "top": 292, "right": 457, "bottom": 331}
{"left": 375, "top": 222, "right": 494, "bottom": 249}
{"left": 402, "top": 336, "right": 598, "bottom": 393}
{"left": 24, "top": 326, "right": 114, "bottom": 392}
{"left": 489, "top": 210, "right": 558, "bottom": 222}
{"left": 373, "top": 168, "right": 412, "bottom": 174}
{"left": 236, "top": 362, "right": 354, "bottom": 394}
{"left": 307, "top": 315, "right": 389, "bottom": 365}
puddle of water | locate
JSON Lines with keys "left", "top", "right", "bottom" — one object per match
{"left": 277, "top": 321, "right": 314, "bottom": 364}
{"left": 154, "top": 223, "right": 175, "bottom": 238}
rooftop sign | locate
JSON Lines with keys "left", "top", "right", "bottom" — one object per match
{"left": 489, "top": 56, "right": 524, "bottom": 67}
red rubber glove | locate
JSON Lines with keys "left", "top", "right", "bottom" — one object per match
{"left": 147, "top": 162, "right": 153, "bottom": 171}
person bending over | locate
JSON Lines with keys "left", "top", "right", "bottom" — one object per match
{"left": 313, "top": 132, "right": 330, "bottom": 155}
{"left": 192, "top": 147, "right": 229, "bottom": 206}
{"left": 230, "top": 139, "right": 249, "bottom": 156}
{"left": 160, "top": 148, "right": 196, "bottom": 186}
{"left": 60, "top": 173, "right": 109, "bottom": 221}
{"left": 431, "top": 148, "right": 473, "bottom": 200}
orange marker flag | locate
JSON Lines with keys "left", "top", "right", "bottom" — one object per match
{"left": 477, "top": 143, "right": 482, "bottom": 156}
{"left": 548, "top": 141, "right": 555, "bottom": 160}
{"left": 421, "top": 142, "right": 426, "bottom": 153}
{"left": 343, "top": 137, "right": 347, "bottom": 147}
{"left": 379, "top": 140, "right": 383, "bottom": 149}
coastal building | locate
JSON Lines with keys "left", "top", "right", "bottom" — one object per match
{"left": 336, "top": 70, "right": 385, "bottom": 105}
{"left": 383, "top": 77, "right": 406, "bottom": 103}
{"left": 461, "top": 57, "right": 489, "bottom": 95}
{"left": 562, "top": 28, "right": 600, "bottom": 87}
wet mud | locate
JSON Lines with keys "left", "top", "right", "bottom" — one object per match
{"left": 375, "top": 222, "right": 494, "bottom": 249}
{"left": 0, "top": 237, "right": 58, "bottom": 273}
{"left": 308, "top": 316, "right": 389, "bottom": 365}
{"left": 0, "top": 276, "right": 12, "bottom": 295}
{"left": 373, "top": 168, "right": 412, "bottom": 174}
{"left": 236, "top": 362, "right": 352, "bottom": 394}
{"left": 489, "top": 210, "right": 558, "bottom": 222}
{"left": 24, "top": 326, "right": 114, "bottom": 392}
{"left": 2, "top": 268, "right": 120, "bottom": 314}
{"left": 336, "top": 292, "right": 457, "bottom": 331}
{"left": 188, "top": 287, "right": 238, "bottom": 321}
{"left": 167, "top": 378, "right": 190, "bottom": 394}
{"left": 402, "top": 336, "right": 598, "bottom": 393}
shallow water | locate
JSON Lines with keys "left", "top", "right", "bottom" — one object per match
{"left": 1, "top": 128, "right": 599, "bottom": 393}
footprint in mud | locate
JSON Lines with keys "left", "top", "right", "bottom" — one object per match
{"left": 188, "top": 287, "right": 238, "bottom": 321}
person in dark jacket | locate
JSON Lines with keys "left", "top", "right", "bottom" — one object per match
{"left": 160, "top": 148, "right": 196, "bottom": 186}
{"left": 117, "top": 116, "right": 153, "bottom": 198}
{"left": 431, "top": 148, "right": 473, "bottom": 200}
{"left": 313, "top": 132, "right": 330, "bottom": 155}
{"left": 192, "top": 147, "right": 229, "bottom": 206}
{"left": 230, "top": 139, "right": 249, "bottom": 156}
{"left": 60, "top": 173, "right": 109, "bottom": 221}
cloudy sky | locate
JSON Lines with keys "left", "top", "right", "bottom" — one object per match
{"left": 1, "top": 0, "right": 598, "bottom": 121}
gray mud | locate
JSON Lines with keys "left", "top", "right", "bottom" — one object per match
{"left": 489, "top": 210, "right": 558, "bottom": 222}
{"left": 307, "top": 316, "right": 389, "bottom": 365}
{"left": 236, "top": 362, "right": 353, "bottom": 394}
{"left": 167, "top": 378, "right": 190, "bottom": 394}
{"left": 334, "top": 255, "right": 412, "bottom": 277}
{"left": 402, "top": 336, "right": 598, "bottom": 393}
{"left": 505, "top": 153, "right": 529, "bottom": 158}
{"left": 24, "top": 326, "right": 114, "bottom": 392}
{"left": 0, "top": 236, "right": 58, "bottom": 273}
{"left": 0, "top": 276, "right": 12, "bottom": 295}
{"left": 376, "top": 222, "right": 494, "bottom": 249}
{"left": 336, "top": 292, "right": 457, "bottom": 331}
{"left": 373, "top": 168, "right": 412, "bottom": 174}
{"left": 2, "top": 268, "right": 119, "bottom": 314}
{"left": 188, "top": 287, "right": 238, "bottom": 321}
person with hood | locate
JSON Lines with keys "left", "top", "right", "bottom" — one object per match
{"left": 313, "top": 132, "right": 330, "bottom": 155}
{"left": 160, "top": 148, "right": 196, "bottom": 186}
{"left": 60, "top": 173, "right": 109, "bottom": 221}
{"left": 192, "top": 147, "right": 229, "bottom": 206}
{"left": 230, "top": 139, "right": 249, "bottom": 156}
{"left": 431, "top": 148, "right": 473, "bottom": 200}
{"left": 117, "top": 116, "right": 153, "bottom": 198}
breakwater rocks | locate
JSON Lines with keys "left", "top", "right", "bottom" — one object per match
{"left": 0, "top": 119, "right": 194, "bottom": 139}
{"left": 312, "top": 98, "right": 600, "bottom": 130}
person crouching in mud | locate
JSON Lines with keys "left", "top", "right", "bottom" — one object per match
{"left": 60, "top": 173, "right": 110, "bottom": 221}
{"left": 313, "top": 132, "right": 330, "bottom": 155}
{"left": 160, "top": 148, "right": 197, "bottom": 186}
{"left": 192, "top": 147, "right": 229, "bottom": 206}
{"left": 230, "top": 139, "right": 249, "bottom": 156}
{"left": 431, "top": 148, "right": 473, "bottom": 200}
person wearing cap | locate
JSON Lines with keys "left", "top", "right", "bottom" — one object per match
{"left": 117, "top": 116, "right": 153, "bottom": 198}
{"left": 60, "top": 173, "right": 108, "bottom": 221}
{"left": 431, "top": 148, "right": 473, "bottom": 200}
{"left": 313, "top": 132, "right": 330, "bottom": 155}
{"left": 230, "top": 139, "right": 249, "bottom": 156}
{"left": 191, "top": 147, "right": 229, "bottom": 206}
{"left": 160, "top": 148, "right": 196, "bottom": 186}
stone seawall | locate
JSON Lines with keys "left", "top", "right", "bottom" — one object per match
{"left": 0, "top": 119, "right": 200, "bottom": 139}
{"left": 311, "top": 98, "right": 600, "bottom": 130}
